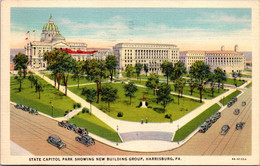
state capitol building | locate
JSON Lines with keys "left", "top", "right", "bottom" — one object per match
{"left": 25, "top": 16, "right": 245, "bottom": 75}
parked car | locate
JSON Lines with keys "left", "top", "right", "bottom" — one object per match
{"left": 67, "top": 123, "right": 77, "bottom": 131}
{"left": 220, "top": 125, "right": 230, "bottom": 135}
{"left": 29, "top": 108, "right": 38, "bottom": 115}
{"left": 242, "top": 101, "right": 246, "bottom": 106}
{"left": 227, "top": 101, "right": 232, "bottom": 107}
{"left": 15, "top": 103, "right": 22, "bottom": 109}
{"left": 236, "top": 122, "right": 245, "bottom": 130}
{"left": 75, "top": 127, "right": 88, "bottom": 136}
{"left": 204, "top": 118, "right": 213, "bottom": 127}
{"left": 214, "top": 112, "right": 221, "bottom": 118}
{"left": 232, "top": 97, "right": 237, "bottom": 102}
{"left": 198, "top": 124, "right": 208, "bottom": 133}
{"left": 58, "top": 120, "right": 69, "bottom": 128}
{"left": 22, "top": 105, "right": 30, "bottom": 111}
{"left": 47, "top": 134, "right": 66, "bottom": 149}
{"left": 75, "top": 135, "right": 95, "bottom": 146}
{"left": 233, "top": 108, "right": 240, "bottom": 115}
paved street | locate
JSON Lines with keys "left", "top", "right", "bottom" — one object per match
{"left": 10, "top": 87, "right": 251, "bottom": 155}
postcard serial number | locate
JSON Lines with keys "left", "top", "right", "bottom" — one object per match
{"left": 232, "top": 158, "right": 247, "bottom": 160}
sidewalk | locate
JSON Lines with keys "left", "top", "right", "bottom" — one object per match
{"left": 35, "top": 72, "right": 243, "bottom": 152}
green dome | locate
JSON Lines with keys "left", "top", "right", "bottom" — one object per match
{"left": 43, "top": 22, "right": 59, "bottom": 31}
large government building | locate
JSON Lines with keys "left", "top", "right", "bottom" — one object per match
{"left": 113, "top": 43, "right": 180, "bottom": 76}
{"left": 25, "top": 16, "right": 109, "bottom": 69}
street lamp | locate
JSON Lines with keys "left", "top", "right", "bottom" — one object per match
{"left": 52, "top": 104, "right": 54, "bottom": 117}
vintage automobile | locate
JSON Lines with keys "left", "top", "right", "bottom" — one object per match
{"left": 58, "top": 120, "right": 69, "bottom": 128}
{"left": 227, "top": 101, "right": 233, "bottom": 108}
{"left": 236, "top": 122, "right": 245, "bottom": 130}
{"left": 67, "top": 123, "right": 77, "bottom": 131}
{"left": 29, "top": 108, "right": 38, "bottom": 115}
{"left": 75, "top": 127, "right": 88, "bottom": 136}
{"left": 204, "top": 118, "right": 213, "bottom": 127}
{"left": 214, "top": 112, "right": 221, "bottom": 118}
{"left": 47, "top": 134, "right": 66, "bottom": 149}
{"left": 198, "top": 124, "right": 208, "bottom": 133}
{"left": 22, "top": 105, "right": 30, "bottom": 111}
{"left": 242, "top": 101, "right": 246, "bottom": 106}
{"left": 15, "top": 103, "right": 22, "bottom": 109}
{"left": 233, "top": 108, "right": 240, "bottom": 115}
{"left": 75, "top": 135, "right": 95, "bottom": 146}
{"left": 220, "top": 125, "right": 230, "bottom": 135}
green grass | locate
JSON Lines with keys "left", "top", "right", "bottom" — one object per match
{"left": 10, "top": 76, "right": 76, "bottom": 117}
{"left": 173, "top": 103, "right": 221, "bottom": 142}
{"left": 240, "top": 73, "right": 252, "bottom": 78}
{"left": 246, "top": 82, "right": 252, "bottom": 88}
{"left": 69, "top": 83, "right": 203, "bottom": 122}
{"left": 68, "top": 112, "right": 121, "bottom": 142}
{"left": 219, "top": 90, "right": 242, "bottom": 106}
{"left": 224, "top": 78, "right": 246, "bottom": 86}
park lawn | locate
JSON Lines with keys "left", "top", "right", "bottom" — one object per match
{"left": 69, "top": 83, "right": 203, "bottom": 122}
{"left": 241, "top": 73, "right": 252, "bottom": 78}
{"left": 246, "top": 82, "right": 252, "bottom": 88}
{"left": 223, "top": 78, "right": 246, "bottom": 86}
{"left": 69, "top": 111, "right": 121, "bottom": 142}
{"left": 173, "top": 103, "right": 221, "bottom": 142}
{"left": 219, "top": 90, "right": 242, "bottom": 106}
{"left": 10, "top": 76, "right": 75, "bottom": 117}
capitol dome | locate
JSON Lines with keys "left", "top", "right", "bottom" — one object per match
{"left": 42, "top": 15, "right": 59, "bottom": 31}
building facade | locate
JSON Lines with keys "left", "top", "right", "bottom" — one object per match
{"left": 25, "top": 15, "right": 88, "bottom": 69}
{"left": 113, "top": 43, "right": 179, "bottom": 76}
{"left": 180, "top": 51, "right": 205, "bottom": 71}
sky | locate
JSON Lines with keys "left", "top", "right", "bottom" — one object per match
{"left": 11, "top": 8, "right": 252, "bottom": 51}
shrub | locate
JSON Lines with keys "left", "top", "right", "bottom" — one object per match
{"left": 145, "top": 102, "right": 148, "bottom": 106}
{"left": 77, "top": 103, "right": 81, "bottom": 108}
{"left": 82, "top": 107, "right": 89, "bottom": 114}
{"left": 165, "top": 114, "right": 172, "bottom": 119}
{"left": 117, "top": 112, "right": 124, "bottom": 117}
{"left": 73, "top": 103, "right": 77, "bottom": 109}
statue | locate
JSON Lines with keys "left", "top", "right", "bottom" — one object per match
{"left": 143, "top": 93, "right": 146, "bottom": 101}
{"left": 140, "top": 93, "right": 147, "bottom": 108}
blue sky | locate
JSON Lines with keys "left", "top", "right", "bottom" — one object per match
{"left": 11, "top": 8, "right": 251, "bottom": 50}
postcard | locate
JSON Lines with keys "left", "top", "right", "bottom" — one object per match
{"left": 1, "top": 0, "right": 259, "bottom": 165}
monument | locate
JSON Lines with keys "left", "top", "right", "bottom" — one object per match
{"left": 140, "top": 93, "right": 147, "bottom": 108}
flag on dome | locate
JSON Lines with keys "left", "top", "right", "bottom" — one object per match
{"left": 32, "top": 30, "right": 35, "bottom": 33}
{"left": 26, "top": 31, "right": 30, "bottom": 34}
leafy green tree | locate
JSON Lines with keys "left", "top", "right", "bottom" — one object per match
{"left": 87, "top": 59, "right": 108, "bottom": 103}
{"left": 82, "top": 88, "right": 96, "bottom": 115}
{"left": 135, "top": 63, "right": 142, "bottom": 81}
{"left": 146, "top": 73, "right": 159, "bottom": 95}
{"left": 214, "top": 67, "right": 226, "bottom": 92}
{"left": 188, "top": 78, "right": 197, "bottom": 96}
{"left": 175, "top": 77, "right": 186, "bottom": 104}
{"left": 125, "top": 65, "right": 134, "bottom": 79}
{"left": 124, "top": 82, "right": 138, "bottom": 105}
{"left": 35, "top": 81, "right": 44, "bottom": 99}
{"left": 14, "top": 70, "right": 24, "bottom": 92}
{"left": 143, "top": 64, "right": 149, "bottom": 76}
{"left": 13, "top": 52, "right": 28, "bottom": 78}
{"left": 106, "top": 55, "right": 117, "bottom": 82}
{"left": 28, "top": 72, "right": 34, "bottom": 88}
{"left": 232, "top": 71, "right": 238, "bottom": 87}
{"left": 101, "top": 85, "right": 118, "bottom": 112}
{"left": 161, "top": 61, "right": 173, "bottom": 85}
{"left": 237, "top": 70, "right": 242, "bottom": 81}
{"left": 72, "top": 61, "right": 85, "bottom": 88}
{"left": 171, "top": 61, "right": 186, "bottom": 81}
{"left": 189, "top": 61, "right": 210, "bottom": 103}
{"left": 156, "top": 83, "right": 173, "bottom": 112}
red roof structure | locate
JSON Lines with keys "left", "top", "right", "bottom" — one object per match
{"left": 59, "top": 49, "right": 98, "bottom": 54}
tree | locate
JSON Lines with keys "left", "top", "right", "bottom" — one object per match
{"left": 106, "top": 55, "right": 117, "bottom": 82}
{"left": 214, "top": 67, "right": 226, "bottom": 93}
{"left": 207, "top": 72, "right": 216, "bottom": 97}
{"left": 161, "top": 61, "right": 173, "bottom": 85}
{"left": 125, "top": 65, "right": 134, "bottom": 79}
{"left": 156, "top": 83, "right": 173, "bottom": 112}
{"left": 14, "top": 70, "right": 24, "bottom": 92}
{"left": 87, "top": 59, "right": 108, "bottom": 103}
{"left": 35, "top": 81, "right": 44, "bottom": 99}
{"left": 124, "top": 82, "right": 138, "bottom": 105}
{"left": 13, "top": 52, "right": 28, "bottom": 78}
{"left": 188, "top": 78, "right": 197, "bottom": 96}
{"left": 143, "top": 64, "right": 149, "bottom": 76}
{"left": 175, "top": 77, "right": 186, "bottom": 104}
{"left": 232, "top": 71, "right": 238, "bottom": 87}
{"left": 146, "top": 73, "right": 159, "bottom": 95}
{"left": 72, "top": 61, "right": 85, "bottom": 88}
{"left": 101, "top": 85, "right": 118, "bottom": 112}
{"left": 171, "top": 61, "right": 186, "bottom": 81}
{"left": 237, "top": 70, "right": 242, "bottom": 81}
{"left": 135, "top": 63, "right": 142, "bottom": 81}
{"left": 189, "top": 61, "right": 210, "bottom": 103}
{"left": 81, "top": 88, "right": 96, "bottom": 115}
{"left": 28, "top": 72, "right": 35, "bottom": 88}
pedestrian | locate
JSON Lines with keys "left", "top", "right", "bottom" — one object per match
{"left": 141, "top": 118, "right": 143, "bottom": 124}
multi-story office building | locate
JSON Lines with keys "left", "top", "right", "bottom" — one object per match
{"left": 180, "top": 51, "right": 205, "bottom": 71}
{"left": 113, "top": 43, "right": 180, "bottom": 76}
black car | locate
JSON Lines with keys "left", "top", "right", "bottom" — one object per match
{"left": 22, "top": 105, "right": 30, "bottom": 111}
{"left": 15, "top": 103, "right": 22, "bottom": 109}
{"left": 220, "top": 125, "right": 230, "bottom": 135}
{"left": 75, "top": 127, "right": 88, "bottom": 136}
{"left": 236, "top": 122, "right": 245, "bottom": 130}
{"left": 29, "top": 108, "right": 38, "bottom": 115}
{"left": 67, "top": 123, "right": 77, "bottom": 131}
{"left": 47, "top": 134, "right": 66, "bottom": 149}
{"left": 58, "top": 120, "right": 69, "bottom": 128}
{"left": 233, "top": 108, "right": 240, "bottom": 115}
{"left": 75, "top": 135, "right": 95, "bottom": 146}
{"left": 242, "top": 101, "right": 246, "bottom": 106}
{"left": 198, "top": 124, "right": 208, "bottom": 133}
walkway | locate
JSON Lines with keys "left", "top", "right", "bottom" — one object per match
{"left": 35, "top": 71, "right": 245, "bottom": 152}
